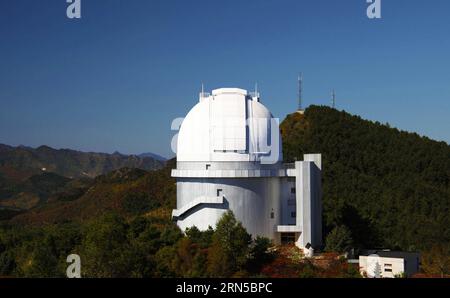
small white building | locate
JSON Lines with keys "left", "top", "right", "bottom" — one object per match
{"left": 359, "top": 251, "right": 420, "bottom": 278}
{"left": 171, "top": 87, "right": 323, "bottom": 252}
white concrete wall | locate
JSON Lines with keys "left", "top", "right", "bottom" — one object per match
{"left": 175, "top": 177, "right": 282, "bottom": 241}
{"left": 174, "top": 156, "right": 323, "bottom": 250}
{"left": 359, "top": 255, "right": 419, "bottom": 278}
{"left": 280, "top": 177, "right": 296, "bottom": 226}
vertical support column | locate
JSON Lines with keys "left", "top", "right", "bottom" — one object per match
{"left": 304, "top": 154, "right": 322, "bottom": 248}
{"left": 294, "top": 161, "right": 304, "bottom": 248}
{"left": 294, "top": 154, "right": 323, "bottom": 251}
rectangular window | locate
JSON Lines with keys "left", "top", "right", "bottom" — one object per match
{"left": 291, "top": 187, "right": 296, "bottom": 194}
{"left": 291, "top": 212, "right": 296, "bottom": 218}
{"left": 206, "top": 164, "right": 211, "bottom": 170}
{"left": 270, "top": 211, "right": 274, "bottom": 219}
{"left": 384, "top": 264, "right": 392, "bottom": 267}
{"left": 384, "top": 268, "right": 392, "bottom": 272}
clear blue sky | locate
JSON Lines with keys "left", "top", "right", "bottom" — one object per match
{"left": 1, "top": 0, "right": 449, "bottom": 158}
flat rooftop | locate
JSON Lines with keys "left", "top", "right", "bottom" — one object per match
{"left": 360, "top": 250, "right": 419, "bottom": 259}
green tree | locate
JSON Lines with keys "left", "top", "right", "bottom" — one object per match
{"left": 159, "top": 224, "right": 183, "bottom": 246}
{"left": 154, "top": 245, "right": 178, "bottom": 277}
{"left": 20, "top": 245, "right": 60, "bottom": 277}
{"left": 154, "top": 237, "right": 208, "bottom": 278}
{"left": 122, "top": 192, "right": 159, "bottom": 215}
{"left": 325, "top": 225, "right": 353, "bottom": 253}
{"left": 247, "top": 236, "right": 274, "bottom": 273}
{"left": 79, "top": 213, "right": 134, "bottom": 277}
{"left": 298, "top": 260, "right": 317, "bottom": 278}
{"left": 0, "top": 250, "right": 16, "bottom": 276}
{"left": 421, "top": 245, "right": 450, "bottom": 277}
{"left": 207, "top": 211, "right": 251, "bottom": 277}
{"left": 186, "top": 226, "right": 214, "bottom": 248}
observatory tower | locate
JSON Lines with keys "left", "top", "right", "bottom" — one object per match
{"left": 172, "top": 88, "right": 322, "bottom": 251}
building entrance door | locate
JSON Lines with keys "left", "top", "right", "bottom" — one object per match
{"left": 280, "top": 233, "right": 296, "bottom": 245}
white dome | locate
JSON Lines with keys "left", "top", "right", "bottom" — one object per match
{"left": 176, "top": 88, "right": 282, "bottom": 163}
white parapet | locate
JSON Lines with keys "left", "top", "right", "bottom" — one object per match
{"left": 304, "top": 153, "right": 322, "bottom": 170}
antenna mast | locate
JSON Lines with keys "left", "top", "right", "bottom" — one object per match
{"left": 298, "top": 73, "right": 303, "bottom": 111}
{"left": 331, "top": 89, "right": 336, "bottom": 109}
{"left": 199, "top": 82, "right": 206, "bottom": 101}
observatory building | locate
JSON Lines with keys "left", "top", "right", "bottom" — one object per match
{"left": 172, "top": 87, "right": 322, "bottom": 251}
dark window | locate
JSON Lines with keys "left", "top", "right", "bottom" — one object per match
{"left": 291, "top": 187, "right": 296, "bottom": 194}
{"left": 384, "top": 268, "right": 392, "bottom": 272}
{"left": 281, "top": 233, "right": 296, "bottom": 245}
{"left": 217, "top": 189, "right": 223, "bottom": 197}
{"left": 291, "top": 212, "right": 296, "bottom": 218}
{"left": 206, "top": 164, "right": 211, "bottom": 170}
{"left": 270, "top": 211, "right": 274, "bottom": 219}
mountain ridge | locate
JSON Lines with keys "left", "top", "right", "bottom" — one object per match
{"left": 0, "top": 143, "right": 165, "bottom": 182}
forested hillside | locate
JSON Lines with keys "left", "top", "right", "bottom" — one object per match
{"left": 0, "top": 144, "right": 165, "bottom": 216}
{"left": 5, "top": 160, "right": 176, "bottom": 225}
{"left": 281, "top": 106, "right": 450, "bottom": 252}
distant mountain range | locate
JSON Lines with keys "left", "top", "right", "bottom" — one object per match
{"left": 0, "top": 144, "right": 165, "bottom": 183}
{"left": 138, "top": 152, "right": 168, "bottom": 162}
{"left": 0, "top": 143, "right": 168, "bottom": 217}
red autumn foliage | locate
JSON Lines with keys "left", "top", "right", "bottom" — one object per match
{"left": 260, "top": 246, "right": 361, "bottom": 278}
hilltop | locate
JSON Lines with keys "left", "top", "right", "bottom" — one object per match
{"left": 281, "top": 106, "right": 450, "bottom": 252}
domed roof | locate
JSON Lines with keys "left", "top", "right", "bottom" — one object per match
{"left": 176, "top": 88, "right": 282, "bottom": 163}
